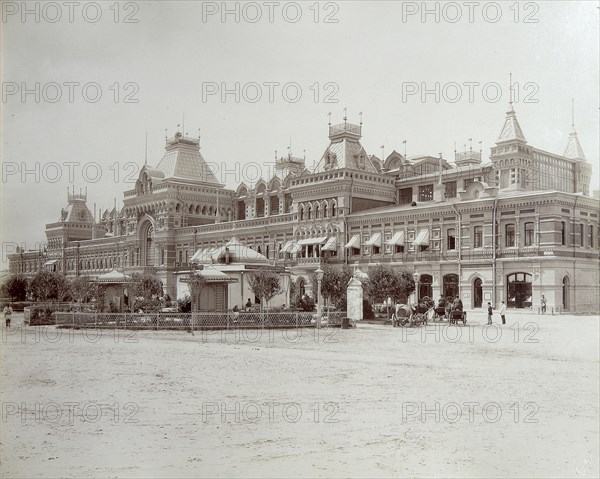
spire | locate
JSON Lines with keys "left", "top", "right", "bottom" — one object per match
{"left": 496, "top": 73, "right": 527, "bottom": 144}
{"left": 496, "top": 76, "right": 527, "bottom": 144}
{"left": 564, "top": 99, "right": 586, "bottom": 160}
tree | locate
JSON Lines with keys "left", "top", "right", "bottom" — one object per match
{"left": 185, "top": 273, "right": 207, "bottom": 312}
{"left": 247, "top": 271, "right": 282, "bottom": 310}
{"left": 3, "top": 274, "right": 28, "bottom": 301}
{"left": 130, "top": 273, "right": 162, "bottom": 299}
{"left": 129, "top": 273, "right": 162, "bottom": 312}
{"left": 364, "top": 265, "right": 415, "bottom": 307}
{"left": 317, "top": 265, "right": 353, "bottom": 311}
{"left": 69, "top": 276, "right": 94, "bottom": 304}
{"left": 28, "top": 271, "right": 70, "bottom": 302}
{"left": 54, "top": 273, "right": 71, "bottom": 302}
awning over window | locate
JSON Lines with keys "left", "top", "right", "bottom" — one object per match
{"left": 386, "top": 231, "right": 405, "bottom": 246}
{"left": 289, "top": 242, "right": 302, "bottom": 254}
{"left": 345, "top": 234, "right": 360, "bottom": 249}
{"left": 297, "top": 236, "right": 327, "bottom": 246}
{"left": 44, "top": 259, "right": 58, "bottom": 266}
{"left": 365, "top": 232, "right": 382, "bottom": 247}
{"left": 322, "top": 237, "right": 337, "bottom": 251}
{"left": 413, "top": 229, "right": 430, "bottom": 246}
{"left": 281, "top": 240, "right": 295, "bottom": 253}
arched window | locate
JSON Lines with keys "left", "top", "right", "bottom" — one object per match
{"left": 331, "top": 202, "right": 337, "bottom": 217}
{"left": 560, "top": 221, "right": 566, "bottom": 245}
{"left": 315, "top": 204, "right": 320, "bottom": 219}
{"left": 145, "top": 225, "right": 156, "bottom": 266}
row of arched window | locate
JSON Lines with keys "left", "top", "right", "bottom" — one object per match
{"left": 299, "top": 200, "right": 337, "bottom": 221}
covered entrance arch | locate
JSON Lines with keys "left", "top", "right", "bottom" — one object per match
{"left": 507, "top": 273, "right": 532, "bottom": 309}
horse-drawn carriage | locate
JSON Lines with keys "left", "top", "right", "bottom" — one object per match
{"left": 392, "top": 302, "right": 433, "bottom": 327}
{"left": 448, "top": 308, "right": 467, "bottom": 325}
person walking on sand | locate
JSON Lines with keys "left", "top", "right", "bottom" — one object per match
{"left": 4, "top": 304, "right": 13, "bottom": 328}
{"left": 487, "top": 302, "right": 493, "bottom": 325}
{"left": 499, "top": 300, "right": 507, "bottom": 325}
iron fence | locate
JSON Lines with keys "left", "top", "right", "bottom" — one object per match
{"left": 53, "top": 311, "right": 348, "bottom": 330}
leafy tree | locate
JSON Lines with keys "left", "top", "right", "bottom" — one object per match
{"left": 313, "top": 265, "right": 353, "bottom": 311}
{"left": 130, "top": 273, "right": 162, "bottom": 300}
{"left": 54, "top": 273, "right": 71, "bottom": 302}
{"left": 69, "top": 276, "right": 94, "bottom": 304}
{"left": 3, "top": 274, "right": 28, "bottom": 301}
{"left": 247, "top": 271, "right": 282, "bottom": 311}
{"left": 129, "top": 273, "right": 162, "bottom": 311}
{"left": 28, "top": 271, "right": 70, "bottom": 302}
{"left": 185, "top": 272, "right": 207, "bottom": 312}
{"left": 364, "top": 265, "right": 415, "bottom": 307}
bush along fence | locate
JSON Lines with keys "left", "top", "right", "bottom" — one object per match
{"left": 52, "top": 311, "right": 349, "bottom": 330}
{"left": 25, "top": 303, "right": 97, "bottom": 325}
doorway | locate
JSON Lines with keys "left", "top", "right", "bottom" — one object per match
{"left": 473, "top": 278, "right": 483, "bottom": 308}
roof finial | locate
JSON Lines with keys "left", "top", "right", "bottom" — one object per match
{"left": 274, "top": 149, "right": 277, "bottom": 160}
{"left": 327, "top": 111, "right": 331, "bottom": 126}
{"left": 343, "top": 107, "right": 347, "bottom": 122}
{"left": 509, "top": 72, "right": 514, "bottom": 109}
{"left": 182, "top": 112, "right": 185, "bottom": 136}
{"left": 359, "top": 111, "right": 363, "bottom": 125}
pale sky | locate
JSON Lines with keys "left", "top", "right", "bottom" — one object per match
{"left": 1, "top": 0, "right": 599, "bottom": 267}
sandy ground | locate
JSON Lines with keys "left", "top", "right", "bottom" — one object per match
{"left": 1, "top": 311, "right": 598, "bottom": 478}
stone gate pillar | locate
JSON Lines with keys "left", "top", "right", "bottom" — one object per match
{"left": 347, "top": 277, "right": 363, "bottom": 322}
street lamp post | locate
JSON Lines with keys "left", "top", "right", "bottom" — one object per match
{"left": 315, "top": 267, "right": 324, "bottom": 329}
{"left": 413, "top": 272, "right": 420, "bottom": 306}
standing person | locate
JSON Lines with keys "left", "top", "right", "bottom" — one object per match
{"left": 4, "top": 303, "right": 13, "bottom": 328}
{"left": 499, "top": 300, "right": 507, "bottom": 325}
{"left": 487, "top": 302, "right": 493, "bottom": 325}
{"left": 540, "top": 294, "right": 547, "bottom": 314}
{"left": 245, "top": 298, "right": 252, "bottom": 311}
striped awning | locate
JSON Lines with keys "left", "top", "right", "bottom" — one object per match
{"left": 289, "top": 243, "right": 302, "bottom": 254}
{"left": 345, "top": 234, "right": 360, "bottom": 249}
{"left": 413, "top": 229, "right": 430, "bottom": 246}
{"left": 386, "top": 231, "right": 405, "bottom": 246}
{"left": 281, "top": 240, "right": 295, "bottom": 253}
{"left": 365, "top": 232, "right": 382, "bottom": 247}
{"left": 44, "top": 259, "right": 58, "bottom": 266}
{"left": 322, "top": 237, "right": 337, "bottom": 251}
{"left": 297, "top": 236, "right": 327, "bottom": 246}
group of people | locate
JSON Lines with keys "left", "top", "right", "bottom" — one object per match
{"left": 487, "top": 301, "right": 507, "bottom": 325}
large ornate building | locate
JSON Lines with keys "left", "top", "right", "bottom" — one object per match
{"left": 10, "top": 104, "right": 599, "bottom": 312}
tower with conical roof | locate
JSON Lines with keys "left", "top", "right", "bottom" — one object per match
{"left": 490, "top": 78, "right": 536, "bottom": 191}
{"left": 564, "top": 100, "right": 591, "bottom": 195}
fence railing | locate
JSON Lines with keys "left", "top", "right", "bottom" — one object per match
{"left": 53, "top": 311, "right": 348, "bottom": 330}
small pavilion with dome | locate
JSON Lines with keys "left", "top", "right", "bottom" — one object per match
{"left": 176, "top": 236, "right": 291, "bottom": 311}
